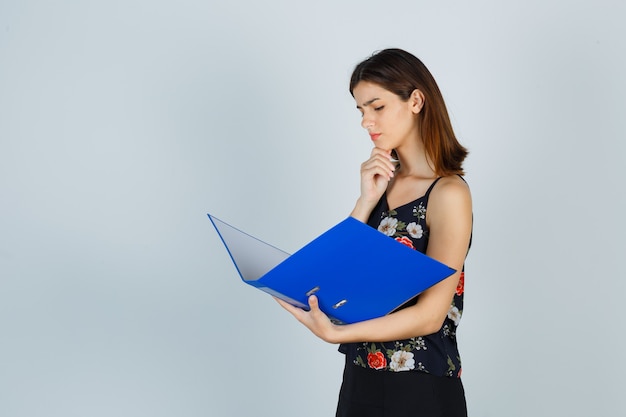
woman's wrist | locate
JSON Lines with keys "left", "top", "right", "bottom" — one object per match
{"left": 350, "top": 198, "right": 376, "bottom": 222}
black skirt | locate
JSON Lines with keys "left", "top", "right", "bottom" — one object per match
{"left": 336, "top": 359, "right": 467, "bottom": 417}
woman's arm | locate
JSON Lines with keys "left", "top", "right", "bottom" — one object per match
{"left": 276, "top": 175, "right": 472, "bottom": 344}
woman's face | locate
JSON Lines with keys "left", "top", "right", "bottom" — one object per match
{"left": 352, "top": 81, "right": 422, "bottom": 152}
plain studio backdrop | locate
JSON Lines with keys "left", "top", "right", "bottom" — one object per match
{"left": 1, "top": 1, "right": 625, "bottom": 416}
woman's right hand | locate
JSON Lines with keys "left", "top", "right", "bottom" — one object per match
{"left": 351, "top": 148, "right": 396, "bottom": 221}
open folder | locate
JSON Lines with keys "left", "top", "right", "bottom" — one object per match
{"left": 208, "top": 214, "right": 456, "bottom": 324}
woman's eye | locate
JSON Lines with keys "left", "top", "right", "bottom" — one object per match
{"left": 374, "top": 106, "right": 385, "bottom": 111}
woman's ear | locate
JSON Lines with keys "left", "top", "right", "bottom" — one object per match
{"left": 410, "top": 89, "right": 425, "bottom": 114}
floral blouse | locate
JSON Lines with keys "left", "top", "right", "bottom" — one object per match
{"left": 338, "top": 177, "right": 466, "bottom": 378}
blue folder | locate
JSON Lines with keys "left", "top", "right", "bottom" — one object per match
{"left": 208, "top": 214, "right": 456, "bottom": 324}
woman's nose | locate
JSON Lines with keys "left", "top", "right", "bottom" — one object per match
{"left": 361, "top": 116, "right": 374, "bottom": 131}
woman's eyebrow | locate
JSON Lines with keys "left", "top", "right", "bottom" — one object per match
{"left": 356, "top": 97, "right": 380, "bottom": 109}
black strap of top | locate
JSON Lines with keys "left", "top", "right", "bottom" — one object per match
{"left": 423, "top": 177, "right": 443, "bottom": 203}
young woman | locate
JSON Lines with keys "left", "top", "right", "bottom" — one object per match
{"left": 277, "top": 48, "right": 473, "bottom": 417}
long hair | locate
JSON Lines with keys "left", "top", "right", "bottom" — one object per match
{"left": 350, "top": 48, "right": 468, "bottom": 176}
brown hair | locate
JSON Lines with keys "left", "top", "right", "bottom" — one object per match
{"left": 350, "top": 48, "right": 468, "bottom": 176}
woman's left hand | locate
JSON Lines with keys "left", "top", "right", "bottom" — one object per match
{"left": 274, "top": 295, "right": 339, "bottom": 343}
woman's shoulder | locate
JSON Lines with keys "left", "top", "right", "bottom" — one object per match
{"left": 434, "top": 175, "right": 471, "bottom": 194}
{"left": 428, "top": 175, "right": 472, "bottom": 213}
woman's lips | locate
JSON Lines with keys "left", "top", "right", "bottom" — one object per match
{"left": 369, "top": 133, "right": 381, "bottom": 141}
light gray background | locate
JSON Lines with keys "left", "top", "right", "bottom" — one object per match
{"left": 1, "top": 1, "right": 625, "bottom": 416}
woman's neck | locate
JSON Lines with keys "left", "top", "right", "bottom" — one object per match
{"left": 394, "top": 141, "right": 436, "bottom": 178}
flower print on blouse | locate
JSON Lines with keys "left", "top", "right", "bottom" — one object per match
{"left": 338, "top": 177, "right": 467, "bottom": 378}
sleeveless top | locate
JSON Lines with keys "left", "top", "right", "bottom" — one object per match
{"left": 338, "top": 177, "right": 466, "bottom": 378}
